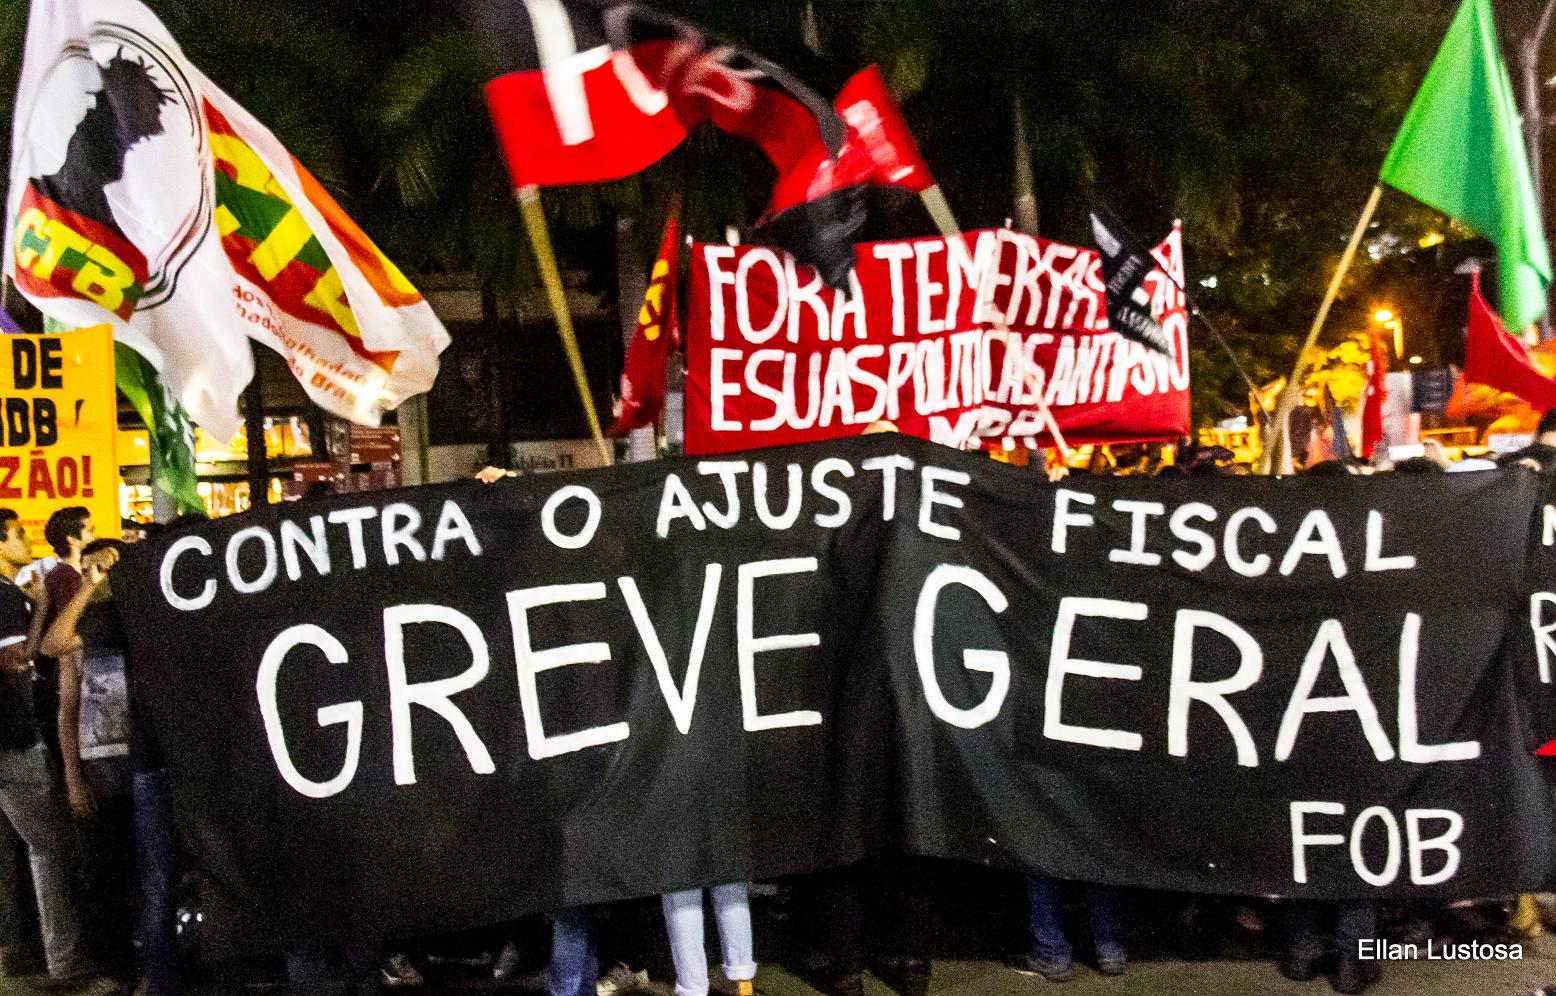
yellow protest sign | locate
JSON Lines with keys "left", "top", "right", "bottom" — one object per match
{"left": 0, "top": 325, "right": 119, "bottom": 556}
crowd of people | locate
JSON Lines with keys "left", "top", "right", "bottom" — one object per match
{"left": 0, "top": 417, "right": 1553, "bottom": 996}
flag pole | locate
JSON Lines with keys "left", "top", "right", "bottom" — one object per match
{"left": 1262, "top": 183, "right": 1383, "bottom": 475}
{"left": 919, "top": 189, "right": 1074, "bottom": 463}
{"left": 516, "top": 185, "right": 611, "bottom": 465}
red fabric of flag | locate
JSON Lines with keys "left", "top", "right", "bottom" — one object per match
{"left": 1361, "top": 334, "right": 1388, "bottom": 458}
{"left": 483, "top": 40, "right": 689, "bottom": 189}
{"left": 610, "top": 205, "right": 679, "bottom": 435}
{"left": 764, "top": 65, "right": 934, "bottom": 215}
{"left": 1464, "top": 272, "right": 1556, "bottom": 410}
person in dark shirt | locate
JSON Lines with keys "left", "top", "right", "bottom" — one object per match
{"left": 0, "top": 508, "right": 120, "bottom": 994}
{"left": 1499, "top": 409, "right": 1556, "bottom": 472}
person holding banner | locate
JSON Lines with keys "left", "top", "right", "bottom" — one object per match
{"left": 0, "top": 507, "right": 120, "bottom": 995}
{"left": 1018, "top": 875, "right": 1125, "bottom": 981}
{"left": 1278, "top": 901, "right": 1380, "bottom": 994}
{"left": 661, "top": 884, "right": 756, "bottom": 996}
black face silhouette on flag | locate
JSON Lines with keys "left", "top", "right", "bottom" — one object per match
{"left": 37, "top": 52, "right": 175, "bottom": 238}
{"left": 1089, "top": 206, "right": 1172, "bottom": 356}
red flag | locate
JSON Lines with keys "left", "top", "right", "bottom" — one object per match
{"left": 765, "top": 65, "right": 934, "bottom": 215}
{"left": 610, "top": 205, "right": 679, "bottom": 435}
{"left": 471, "top": 0, "right": 879, "bottom": 286}
{"left": 756, "top": 65, "right": 937, "bottom": 289}
{"left": 1464, "top": 272, "right": 1556, "bottom": 409}
{"left": 1361, "top": 334, "right": 1388, "bottom": 458}
{"left": 472, "top": 0, "right": 846, "bottom": 189}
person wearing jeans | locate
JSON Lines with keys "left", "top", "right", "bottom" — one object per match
{"left": 1021, "top": 875, "right": 1125, "bottom": 981}
{"left": 0, "top": 743, "right": 95, "bottom": 981}
{"left": 0, "top": 508, "right": 117, "bottom": 995}
{"left": 547, "top": 907, "right": 597, "bottom": 996}
{"left": 131, "top": 769, "right": 178, "bottom": 996}
{"left": 661, "top": 883, "right": 756, "bottom": 996}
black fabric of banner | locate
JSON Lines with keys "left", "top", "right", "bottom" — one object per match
{"left": 113, "top": 435, "right": 1556, "bottom": 957}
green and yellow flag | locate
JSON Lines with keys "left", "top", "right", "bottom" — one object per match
{"left": 1381, "top": 0, "right": 1551, "bottom": 330}
{"left": 113, "top": 341, "right": 203, "bottom": 517}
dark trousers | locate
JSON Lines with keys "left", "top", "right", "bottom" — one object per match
{"left": 285, "top": 936, "right": 380, "bottom": 996}
{"left": 78, "top": 758, "right": 134, "bottom": 975}
{"left": 804, "top": 857, "right": 935, "bottom": 978}
{"left": 132, "top": 769, "right": 179, "bottom": 996}
{"left": 1026, "top": 875, "right": 1124, "bottom": 966}
{"left": 1284, "top": 900, "right": 1379, "bottom": 963}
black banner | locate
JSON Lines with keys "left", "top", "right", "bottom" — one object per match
{"left": 114, "top": 435, "right": 1556, "bottom": 956}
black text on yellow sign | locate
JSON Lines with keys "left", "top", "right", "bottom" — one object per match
{"left": 0, "top": 326, "right": 119, "bottom": 555}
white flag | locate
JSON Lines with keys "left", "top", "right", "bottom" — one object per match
{"left": 5, "top": 0, "right": 450, "bottom": 440}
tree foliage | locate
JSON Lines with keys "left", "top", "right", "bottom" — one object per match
{"left": 0, "top": 0, "right": 1535, "bottom": 424}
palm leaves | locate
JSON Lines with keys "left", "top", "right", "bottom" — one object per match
{"left": 0, "top": 0, "right": 1486, "bottom": 426}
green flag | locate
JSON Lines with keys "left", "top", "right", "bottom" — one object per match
{"left": 111, "top": 342, "right": 204, "bottom": 517}
{"left": 40, "top": 317, "right": 203, "bottom": 515}
{"left": 1380, "top": 0, "right": 1551, "bottom": 330}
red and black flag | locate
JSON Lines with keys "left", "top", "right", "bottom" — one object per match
{"left": 467, "top": 0, "right": 928, "bottom": 289}
{"left": 758, "top": 65, "right": 937, "bottom": 288}
{"left": 610, "top": 203, "right": 679, "bottom": 435}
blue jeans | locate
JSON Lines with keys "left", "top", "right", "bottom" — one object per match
{"left": 285, "top": 937, "right": 378, "bottom": 995}
{"left": 662, "top": 884, "right": 756, "bottom": 996}
{"left": 548, "top": 907, "right": 596, "bottom": 996}
{"left": 1026, "top": 875, "right": 1124, "bottom": 966}
{"left": 0, "top": 744, "right": 92, "bottom": 979}
{"left": 132, "top": 770, "right": 178, "bottom": 996}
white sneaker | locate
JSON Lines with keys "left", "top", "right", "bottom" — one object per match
{"left": 381, "top": 952, "right": 425, "bottom": 987}
{"left": 596, "top": 962, "right": 649, "bottom": 995}
{"left": 492, "top": 941, "right": 523, "bottom": 982}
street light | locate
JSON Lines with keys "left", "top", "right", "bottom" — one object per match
{"left": 1372, "top": 309, "right": 1403, "bottom": 357}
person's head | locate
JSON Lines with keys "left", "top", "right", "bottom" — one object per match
{"left": 82, "top": 538, "right": 125, "bottom": 560}
{"left": 120, "top": 518, "right": 146, "bottom": 543}
{"left": 1302, "top": 459, "right": 1353, "bottom": 476}
{"left": 44, "top": 506, "right": 94, "bottom": 560}
{"left": 0, "top": 510, "right": 30, "bottom": 571}
{"left": 1393, "top": 456, "right": 1445, "bottom": 474}
{"left": 1537, "top": 409, "right": 1556, "bottom": 446}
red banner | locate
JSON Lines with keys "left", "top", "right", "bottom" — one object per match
{"left": 684, "top": 227, "right": 1190, "bottom": 455}
{"left": 610, "top": 205, "right": 680, "bottom": 435}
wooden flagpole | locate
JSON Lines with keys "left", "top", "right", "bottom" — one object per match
{"left": 919, "top": 189, "right": 1073, "bottom": 463}
{"left": 517, "top": 185, "right": 612, "bottom": 465}
{"left": 1262, "top": 184, "right": 1383, "bottom": 475}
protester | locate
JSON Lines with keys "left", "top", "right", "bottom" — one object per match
{"left": 800, "top": 860, "right": 932, "bottom": 996}
{"left": 1499, "top": 408, "right": 1556, "bottom": 472}
{"left": 38, "top": 507, "right": 100, "bottom": 760}
{"left": 1279, "top": 901, "right": 1380, "bottom": 994}
{"left": 0, "top": 507, "right": 121, "bottom": 995}
{"left": 661, "top": 884, "right": 756, "bottom": 996}
{"left": 548, "top": 908, "right": 597, "bottom": 996}
{"left": 0, "top": 815, "right": 41, "bottom": 976}
{"left": 122, "top": 511, "right": 208, "bottom": 996}
{"left": 44, "top": 538, "right": 143, "bottom": 983}
{"left": 1018, "top": 875, "right": 1125, "bottom": 981}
